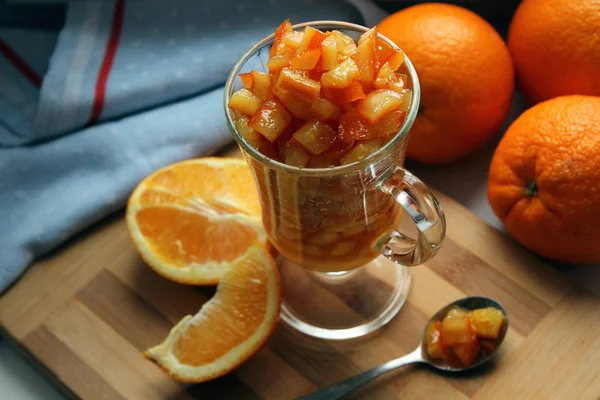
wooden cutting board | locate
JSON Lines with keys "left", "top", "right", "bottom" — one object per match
{"left": 1, "top": 145, "right": 599, "bottom": 400}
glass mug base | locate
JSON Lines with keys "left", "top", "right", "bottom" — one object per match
{"left": 278, "top": 254, "right": 411, "bottom": 340}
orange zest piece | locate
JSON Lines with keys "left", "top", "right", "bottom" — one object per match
{"left": 290, "top": 48, "right": 322, "bottom": 70}
{"left": 239, "top": 72, "right": 253, "bottom": 88}
{"left": 270, "top": 19, "right": 293, "bottom": 58}
{"left": 322, "top": 81, "right": 366, "bottom": 106}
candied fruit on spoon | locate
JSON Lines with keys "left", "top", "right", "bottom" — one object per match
{"left": 425, "top": 305, "right": 506, "bottom": 368}
{"left": 470, "top": 307, "right": 505, "bottom": 339}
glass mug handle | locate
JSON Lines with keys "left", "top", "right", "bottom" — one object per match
{"left": 375, "top": 166, "right": 446, "bottom": 266}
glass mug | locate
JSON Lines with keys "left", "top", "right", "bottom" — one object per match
{"left": 225, "top": 21, "right": 446, "bottom": 340}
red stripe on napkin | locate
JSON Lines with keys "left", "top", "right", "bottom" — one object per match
{"left": 88, "top": 0, "right": 126, "bottom": 125}
{"left": 0, "top": 39, "right": 42, "bottom": 88}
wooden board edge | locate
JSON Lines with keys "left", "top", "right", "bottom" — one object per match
{"left": 0, "top": 326, "right": 78, "bottom": 399}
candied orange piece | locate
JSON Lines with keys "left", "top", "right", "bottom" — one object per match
{"left": 331, "top": 30, "right": 354, "bottom": 48}
{"left": 338, "top": 109, "right": 371, "bottom": 143}
{"left": 469, "top": 307, "right": 505, "bottom": 339}
{"left": 282, "top": 31, "right": 303, "bottom": 50}
{"left": 270, "top": 71, "right": 280, "bottom": 89}
{"left": 321, "top": 58, "right": 360, "bottom": 88}
{"left": 379, "top": 49, "right": 404, "bottom": 71}
{"left": 228, "top": 88, "right": 261, "bottom": 116}
{"left": 306, "top": 62, "right": 325, "bottom": 81}
{"left": 331, "top": 30, "right": 357, "bottom": 60}
{"left": 250, "top": 71, "right": 275, "bottom": 101}
{"left": 353, "top": 27, "right": 378, "bottom": 84}
{"left": 249, "top": 100, "right": 292, "bottom": 142}
{"left": 290, "top": 48, "right": 321, "bottom": 70}
{"left": 426, "top": 321, "right": 445, "bottom": 359}
{"left": 308, "top": 30, "right": 327, "bottom": 50}
{"left": 447, "top": 307, "right": 470, "bottom": 318}
{"left": 398, "top": 88, "right": 412, "bottom": 111}
{"left": 275, "top": 87, "right": 313, "bottom": 120}
{"left": 311, "top": 97, "right": 341, "bottom": 121}
{"left": 275, "top": 43, "right": 296, "bottom": 58}
{"left": 266, "top": 54, "right": 291, "bottom": 72}
{"left": 293, "top": 120, "right": 337, "bottom": 155}
{"left": 322, "top": 81, "right": 366, "bottom": 106}
{"left": 387, "top": 50, "right": 405, "bottom": 71}
{"left": 451, "top": 336, "right": 481, "bottom": 367}
{"left": 356, "top": 89, "right": 404, "bottom": 124}
{"left": 377, "top": 40, "right": 393, "bottom": 60}
{"left": 374, "top": 63, "right": 395, "bottom": 90}
{"left": 276, "top": 67, "right": 321, "bottom": 100}
{"left": 371, "top": 110, "right": 406, "bottom": 139}
{"left": 284, "top": 142, "right": 311, "bottom": 167}
{"left": 441, "top": 310, "right": 473, "bottom": 346}
{"left": 387, "top": 73, "right": 408, "bottom": 93}
{"left": 239, "top": 72, "right": 253, "bottom": 88}
{"left": 320, "top": 138, "right": 355, "bottom": 161}
{"left": 296, "top": 26, "right": 327, "bottom": 54}
{"left": 340, "top": 139, "right": 384, "bottom": 164}
{"left": 320, "top": 35, "right": 338, "bottom": 70}
{"left": 339, "top": 109, "right": 403, "bottom": 142}
{"left": 270, "top": 19, "right": 293, "bottom": 58}
{"left": 234, "top": 115, "right": 266, "bottom": 149}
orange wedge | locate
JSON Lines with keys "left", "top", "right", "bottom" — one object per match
{"left": 126, "top": 158, "right": 266, "bottom": 285}
{"left": 145, "top": 245, "right": 281, "bottom": 382}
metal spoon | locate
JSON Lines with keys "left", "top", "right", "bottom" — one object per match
{"left": 298, "top": 296, "right": 508, "bottom": 400}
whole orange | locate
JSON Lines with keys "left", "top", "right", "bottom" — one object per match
{"left": 508, "top": 0, "right": 600, "bottom": 104}
{"left": 378, "top": 3, "right": 514, "bottom": 164}
{"left": 488, "top": 95, "right": 600, "bottom": 264}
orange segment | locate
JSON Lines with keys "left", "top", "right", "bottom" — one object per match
{"left": 145, "top": 245, "right": 280, "bottom": 382}
{"left": 138, "top": 158, "right": 260, "bottom": 216}
{"left": 136, "top": 206, "right": 261, "bottom": 267}
{"left": 137, "top": 188, "right": 192, "bottom": 208}
{"left": 126, "top": 158, "right": 267, "bottom": 285}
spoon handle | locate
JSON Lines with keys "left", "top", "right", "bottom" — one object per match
{"left": 297, "top": 347, "right": 423, "bottom": 400}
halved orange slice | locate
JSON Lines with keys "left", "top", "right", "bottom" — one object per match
{"left": 145, "top": 245, "right": 281, "bottom": 382}
{"left": 126, "top": 158, "right": 266, "bottom": 285}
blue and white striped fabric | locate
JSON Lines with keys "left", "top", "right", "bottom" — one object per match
{"left": 0, "top": 0, "right": 366, "bottom": 292}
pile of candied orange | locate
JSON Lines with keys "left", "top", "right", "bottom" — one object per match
{"left": 228, "top": 20, "right": 412, "bottom": 168}
{"left": 427, "top": 306, "right": 505, "bottom": 367}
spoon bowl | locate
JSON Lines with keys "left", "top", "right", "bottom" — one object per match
{"left": 298, "top": 296, "right": 508, "bottom": 400}
{"left": 421, "top": 296, "right": 509, "bottom": 372}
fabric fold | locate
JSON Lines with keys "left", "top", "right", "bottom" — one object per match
{"left": 22, "top": 0, "right": 364, "bottom": 143}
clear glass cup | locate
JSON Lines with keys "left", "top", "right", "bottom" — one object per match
{"left": 224, "top": 21, "right": 446, "bottom": 340}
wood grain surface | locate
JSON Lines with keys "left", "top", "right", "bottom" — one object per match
{"left": 1, "top": 145, "right": 598, "bottom": 400}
